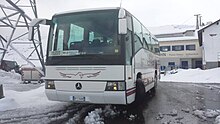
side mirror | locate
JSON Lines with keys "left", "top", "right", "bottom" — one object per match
{"left": 118, "top": 18, "right": 127, "bottom": 35}
{"left": 28, "top": 18, "right": 51, "bottom": 41}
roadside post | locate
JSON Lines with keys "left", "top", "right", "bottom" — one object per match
{"left": 0, "top": 84, "right": 4, "bottom": 99}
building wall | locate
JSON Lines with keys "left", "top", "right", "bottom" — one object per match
{"left": 159, "top": 39, "right": 202, "bottom": 69}
{"left": 202, "top": 22, "right": 220, "bottom": 69}
{"left": 206, "top": 62, "right": 219, "bottom": 69}
{"left": 160, "top": 39, "right": 202, "bottom": 59}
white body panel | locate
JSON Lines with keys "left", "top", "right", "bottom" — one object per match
{"left": 45, "top": 65, "right": 128, "bottom": 104}
{"left": 45, "top": 49, "right": 158, "bottom": 104}
{"left": 46, "top": 90, "right": 126, "bottom": 104}
{"left": 125, "top": 66, "right": 136, "bottom": 104}
{"left": 45, "top": 65, "right": 124, "bottom": 81}
{"left": 134, "top": 49, "right": 157, "bottom": 89}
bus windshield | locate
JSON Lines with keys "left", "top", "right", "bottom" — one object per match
{"left": 48, "top": 10, "right": 119, "bottom": 58}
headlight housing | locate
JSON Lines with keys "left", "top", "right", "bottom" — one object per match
{"left": 45, "top": 80, "right": 55, "bottom": 89}
{"left": 105, "top": 81, "right": 125, "bottom": 91}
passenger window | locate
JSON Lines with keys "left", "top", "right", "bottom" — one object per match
{"left": 57, "top": 30, "right": 64, "bottom": 51}
{"left": 68, "top": 24, "right": 84, "bottom": 48}
{"left": 133, "top": 17, "right": 143, "bottom": 53}
{"left": 125, "top": 15, "right": 133, "bottom": 65}
{"left": 134, "top": 35, "right": 142, "bottom": 53}
{"left": 152, "top": 37, "right": 159, "bottom": 53}
{"left": 142, "top": 27, "right": 151, "bottom": 50}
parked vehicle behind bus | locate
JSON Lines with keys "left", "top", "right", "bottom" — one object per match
{"left": 0, "top": 60, "right": 20, "bottom": 74}
{"left": 29, "top": 7, "right": 160, "bottom": 105}
{"left": 21, "top": 67, "right": 42, "bottom": 83}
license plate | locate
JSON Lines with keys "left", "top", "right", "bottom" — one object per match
{"left": 70, "top": 96, "right": 85, "bottom": 101}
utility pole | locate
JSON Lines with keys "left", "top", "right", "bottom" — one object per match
{"left": 0, "top": 0, "right": 45, "bottom": 75}
{"left": 194, "top": 14, "right": 201, "bottom": 29}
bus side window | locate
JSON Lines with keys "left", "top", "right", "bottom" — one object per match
{"left": 133, "top": 17, "right": 143, "bottom": 53}
{"left": 142, "top": 27, "right": 151, "bottom": 50}
{"left": 56, "top": 30, "right": 64, "bottom": 51}
{"left": 125, "top": 15, "right": 132, "bottom": 65}
{"left": 134, "top": 34, "right": 142, "bottom": 53}
{"left": 143, "top": 37, "right": 149, "bottom": 50}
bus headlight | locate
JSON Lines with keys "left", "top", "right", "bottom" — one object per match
{"left": 45, "top": 80, "right": 55, "bottom": 89}
{"left": 105, "top": 82, "right": 125, "bottom": 91}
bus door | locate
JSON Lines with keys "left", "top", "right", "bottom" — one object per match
{"left": 124, "top": 15, "right": 136, "bottom": 104}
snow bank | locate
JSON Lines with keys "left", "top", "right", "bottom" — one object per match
{"left": 161, "top": 68, "right": 220, "bottom": 83}
{"left": 0, "top": 69, "right": 21, "bottom": 83}
{"left": 84, "top": 105, "right": 118, "bottom": 124}
{"left": 0, "top": 69, "right": 64, "bottom": 112}
{"left": 84, "top": 108, "right": 104, "bottom": 124}
{"left": 193, "top": 109, "right": 220, "bottom": 122}
{"left": 216, "top": 115, "right": 220, "bottom": 124}
{"left": 0, "top": 85, "right": 62, "bottom": 111}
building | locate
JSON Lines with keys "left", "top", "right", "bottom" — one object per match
{"left": 198, "top": 19, "right": 220, "bottom": 69}
{"left": 149, "top": 25, "right": 203, "bottom": 70}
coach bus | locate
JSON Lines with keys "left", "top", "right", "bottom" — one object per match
{"left": 29, "top": 7, "right": 160, "bottom": 105}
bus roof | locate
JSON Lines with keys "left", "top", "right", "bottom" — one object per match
{"left": 53, "top": 7, "right": 121, "bottom": 17}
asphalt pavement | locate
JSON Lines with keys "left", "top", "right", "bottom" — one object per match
{"left": 105, "top": 82, "right": 220, "bottom": 124}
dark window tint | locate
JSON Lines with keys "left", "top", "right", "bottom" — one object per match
{"left": 48, "top": 10, "right": 119, "bottom": 56}
{"left": 125, "top": 15, "right": 133, "bottom": 65}
{"left": 133, "top": 17, "right": 143, "bottom": 52}
{"left": 172, "top": 45, "right": 184, "bottom": 51}
{"left": 168, "top": 62, "right": 175, "bottom": 66}
{"left": 186, "top": 45, "right": 196, "bottom": 50}
{"left": 142, "top": 27, "right": 151, "bottom": 50}
{"left": 160, "top": 46, "right": 170, "bottom": 52}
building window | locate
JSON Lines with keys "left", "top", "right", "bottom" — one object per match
{"left": 172, "top": 45, "right": 184, "bottom": 51}
{"left": 186, "top": 45, "right": 196, "bottom": 50}
{"left": 160, "top": 46, "right": 170, "bottom": 52}
{"left": 181, "top": 61, "right": 188, "bottom": 69}
{"left": 168, "top": 62, "right": 175, "bottom": 66}
{"left": 168, "top": 62, "right": 175, "bottom": 69}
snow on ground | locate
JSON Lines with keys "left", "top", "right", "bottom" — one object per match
{"left": 193, "top": 109, "right": 220, "bottom": 124}
{"left": 0, "top": 69, "right": 67, "bottom": 112}
{"left": 160, "top": 68, "right": 220, "bottom": 123}
{"left": 0, "top": 86, "right": 62, "bottom": 111}
{"left": 216, "top": 115, "right": 220, "bottom": 124}
{"left": 161, "top": 68, "right": 220, "bottom": 83}
{"left": 84, "top": 105, "right": 118, "bottom": 124}
{"left": 84, "top": 108, "right": 104, "bottom": 124}
{"left": 0, "top": 69, "right": 21, "bottom": 83}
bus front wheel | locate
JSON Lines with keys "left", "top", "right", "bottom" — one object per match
{"left": 135, "top": 79, "right": 146, "bottom": 105}
{"left": 151, "top": 73, "right": 158, "bottom": 94}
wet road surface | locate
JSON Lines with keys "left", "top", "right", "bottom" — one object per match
{"left": 105, "top": 82, "right": 220, "bottom": 124}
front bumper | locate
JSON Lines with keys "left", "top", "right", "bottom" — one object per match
{"left": 45, "top": 89, "right": 127, "bottom": 105}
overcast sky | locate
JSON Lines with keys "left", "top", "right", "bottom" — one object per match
{"left": 35, "top": 0, "right": 220, "bottom": 27}
{"left": 0, "top": 0, "right": 219, "bottom": 27}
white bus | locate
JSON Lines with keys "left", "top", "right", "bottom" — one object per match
{"left": 29, "top": 7, "right": 160, "bottom": 105}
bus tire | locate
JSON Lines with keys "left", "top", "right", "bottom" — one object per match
{"left": 151, "top": 73, "right": 158, "bottom": 95}
{"left": 135, "top": 79, "right": 146, "bottom": 105}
